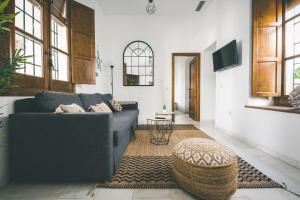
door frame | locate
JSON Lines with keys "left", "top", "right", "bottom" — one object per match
{"left": 172, "top": 53, "right": 201, "bottom": 121}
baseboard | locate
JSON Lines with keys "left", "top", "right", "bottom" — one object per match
{"left": 0, "top": 176, "right": 8, "bottom": 189}
{"left": 215, "top": 126, "right": 300, "bottom": 170}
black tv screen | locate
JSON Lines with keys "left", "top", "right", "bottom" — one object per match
{"left": 213, "top": 40, "right": 238, "bottom": 72}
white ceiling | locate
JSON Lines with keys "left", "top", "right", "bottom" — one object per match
{"left": 98, "top": 0, "right": 207, "bottom": 15}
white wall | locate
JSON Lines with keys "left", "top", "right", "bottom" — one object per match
{"left": 174, "top": 57, "right": 193, "bottom": 113}
{"left": 201, "top": 46, "right": 216, "bottom": 121}
{"left": 200, "top": 0, "right": 300, "bottom": 167}
{"left": 104, "top": 15, "right": 203, "bottom": 122}
{"left": 174, "top": 58, "right": 186, "bottom": 112}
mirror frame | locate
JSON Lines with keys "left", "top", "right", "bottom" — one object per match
{"left": 123, "top": 41, "right": 154, "bottom": 86}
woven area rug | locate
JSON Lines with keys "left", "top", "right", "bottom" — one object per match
{"left": 98, "top": 127, "right": 282, "bottom": 189}
{"left": 137, "top": 124, "right": 198, "bottom": 130}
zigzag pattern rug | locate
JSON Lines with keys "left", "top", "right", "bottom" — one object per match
{"left": 97, "top": 128, "right": 282, "bottom": 189}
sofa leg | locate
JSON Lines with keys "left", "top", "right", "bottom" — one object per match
{"left": 131, "top": 127, "right": 136, "bottom": 140}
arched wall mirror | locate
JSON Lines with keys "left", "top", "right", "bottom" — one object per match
{"left": 123, "top": 41, "right": 154, "bottom": 86}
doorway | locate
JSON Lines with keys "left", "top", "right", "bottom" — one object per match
{"left": 172, "top": 53, "right": 201, "bottom": 122}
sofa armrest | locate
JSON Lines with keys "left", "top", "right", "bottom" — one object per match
{"left": 119, "top": 101, "right": 138, "bottom": 111}
{"left": 8, "top": 112, "right": 114, "bottom": 181}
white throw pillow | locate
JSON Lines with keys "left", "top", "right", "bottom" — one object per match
{"left": 55, "top": 103, "right": 85, "bottom": 113}
{"left": 90, "top": 102, "right": 112, "bottom": 113}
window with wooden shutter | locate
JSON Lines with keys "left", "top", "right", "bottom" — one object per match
{"left": 0, "top": 0, "right": 97, "bottom": 96}
{"left": 252, "top": 0, "right": 282, "bottom": 97}
{"left": 70, "top": 1, "right": 95, "bottom": 84}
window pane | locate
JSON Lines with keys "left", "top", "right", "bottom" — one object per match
{"left": 139, "top": 76, "right": 145, "bottom": 85}
{"left": 132, "top": 57, "right": 138, "bottom": 67}
{"left": 25, "top": 64, "right": 34, "bottom": 76}
{"left": 51, "top": 18, "right": 68, "bottom": 52}
{"left": 132, "top": 67, "right": 138, "bottom": 75}
{"left": 35, "top": 66, "right": 42, "bottom": 77}
{"left": 285, "top": 16, "right": 300, "bottom": 57}
{"left": 24, "top": 0, "right": 33, "bottom": 15}
{"left": 34, "top": 5, "right": 40, "bottom": 22}
{"left": 16, "top": 0, "right": 41, "bottom": 38}
{"left": 15, "top": 32, "right": 43, "bottom": 77}
{"left": 127, "top": 67, "right": 131, "bottom": 74}
{"left": 34, "top": 42, "right": 42, "bottom": 66}
{"left": 25, "top": 14, "right": 33, "bottom": 35}
{"left": 124, "top": 57, "right": 131, "bottom": 67}
{"left": 33, "top": 20, "right": 41, "bottom": 38}
{"left": 15, "top": 0, "right": 23, "bottom": 9}
{"left": 15, "top": 8, "right": 24, "bottom": 29}
{"left": 146, "top": 67, "right": 152, "bottom": 76}
{"left": 25, "top": 37, "right": 34, "bottom": 63}
{"left": 285, "top": 58, "right": 300, "bottom": 95}
{"left": 52, "top": 50, "right": 68, "bottom": 81}
{"left": 15, "top": 1, "right": 43, "bottom": 78}
{"left": 146, "top": 76, "right": 153, "bottom": 85}
{"left": 15, "top": 33, "right": 24, "bottom": 50}
{"left": 139, "top": 67, "right": 146, "bottom": 75}
{"left": 16, "top": 63, "right": 25, "bottom": 74}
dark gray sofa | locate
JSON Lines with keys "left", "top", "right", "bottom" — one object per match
{"left": 8, "top": 91, "right": 138, "bottom": 182}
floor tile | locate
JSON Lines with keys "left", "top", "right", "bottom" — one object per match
{"left": 94, "top": 188, "right": 133, "bottom": 200}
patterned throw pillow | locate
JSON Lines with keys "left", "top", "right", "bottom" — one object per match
{"left": 55, "top": 103, "right": 85, "bottom": 113}
{"left": 90, "top": 102, "right": 112, "bottom": 113}
{"left": 109, "top": 100, "right": 123, "bottom": 112}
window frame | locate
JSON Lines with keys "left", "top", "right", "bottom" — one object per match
{"left": 49, "top": 1, "right": 73, "bottom": 92}
{"left": 4, "top": 0, "right": 74, "bottom": 96}
{"left": 274, "top": 0, "right": 300, "bottom": 106}
{"left": 283, "top": 0, "right": 300, "bottom": 94}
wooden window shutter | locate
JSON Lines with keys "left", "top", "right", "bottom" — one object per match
{"left": 70, "top": 1, "right": 96, "bottom": 84}
{"left": 252, "top": 0, "right": 282, "bottom": 97}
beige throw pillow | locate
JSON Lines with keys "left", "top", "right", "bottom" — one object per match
{"left": 55, "top": 103, "right": 85, "bottom": 113}
{"left": 90, "top": 102, "right": 112, "bottom": 113}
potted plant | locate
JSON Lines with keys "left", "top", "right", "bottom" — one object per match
{"left": 0, "top": 0, "right": 29, "bottom": 93}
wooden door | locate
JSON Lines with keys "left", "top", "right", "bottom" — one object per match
{"left": 189, "top": 58, "right": 196, "bottom": 119}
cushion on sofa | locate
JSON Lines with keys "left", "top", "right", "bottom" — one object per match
{"left": 79, "top": 93, "right": 113, "bottom": 111}
{"left": 79, "top": 93, "right": 104, "bottom": 111}
{"left": 90, "top": 103, "right": 112, "bottom": 113}
{"left": 35, "top": 91, "right": 83, "bottom": 112}
{"left": 55, "top": 103, "right": 85, "bottom": 113}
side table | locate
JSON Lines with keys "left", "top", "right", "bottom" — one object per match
{"left": 147, "top": 117, "right": 173, "bottom": 145}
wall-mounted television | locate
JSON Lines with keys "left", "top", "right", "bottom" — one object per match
{"left": 212, "top": 40, "right": 238, "bottom": 72}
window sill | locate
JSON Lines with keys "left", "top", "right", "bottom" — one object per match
{"left": 245, "top": 105, "right": 300, "bottom": 114}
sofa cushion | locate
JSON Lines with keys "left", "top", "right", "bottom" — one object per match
{"left": 79, "top": 93, "right": 104, "bottom": 111}
{"left": 79, "top": 93, "right": 113, "bottom": 111}
{"left": 35, "top": 91, "right": 83, "bottom": 113}
{"left": 90, "top": 103, "right": 112, "bottom": 113}
{"left": 55, "top": 103, "right": 86, "bottom": 113}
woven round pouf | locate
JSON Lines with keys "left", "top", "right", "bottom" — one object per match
{"left": 172, "top": 138, "right": 238, "bottom": 200}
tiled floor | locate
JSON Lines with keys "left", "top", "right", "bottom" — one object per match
{"left": 0, "top": 113, "right": 300, "bottom": 200}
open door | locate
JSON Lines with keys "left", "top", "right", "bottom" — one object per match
{"left": 189, "top": 58, "right": 196, "bottom": 119}
{"left": 172, "top": 53, "right": 200, "bottom": 122}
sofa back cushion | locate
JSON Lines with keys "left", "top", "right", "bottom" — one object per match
{"left": 35, "top": 91, "right": 83, "bottom": 112}
{"left": 79, "top": 93, "right": 113, "bottom": 111}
